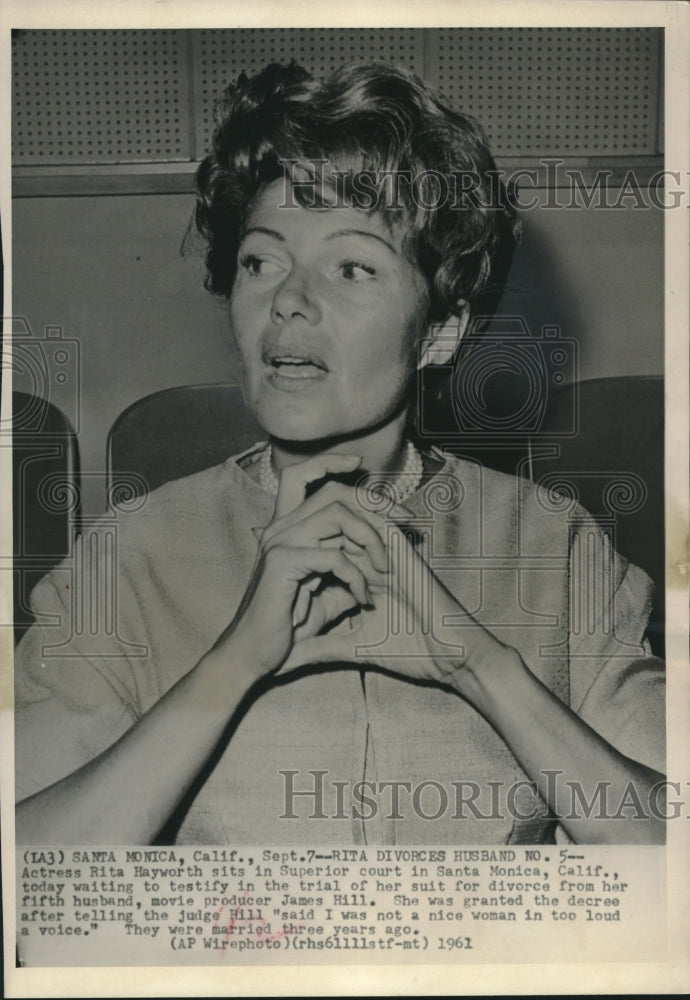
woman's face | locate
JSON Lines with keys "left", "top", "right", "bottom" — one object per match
{"left": 229, "top": 179, "right": 430, "bottom": 443}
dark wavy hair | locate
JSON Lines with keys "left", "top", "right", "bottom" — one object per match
{"left": 194, "top": 61, "right": 520, "bottom": 323}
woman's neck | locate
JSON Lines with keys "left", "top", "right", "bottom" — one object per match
{"left": 269, "top": 410, "right": 411, "bottom": 478}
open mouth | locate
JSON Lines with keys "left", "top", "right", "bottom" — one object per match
{"left": 266, "top": 351, "right": 329, "bottom": 380}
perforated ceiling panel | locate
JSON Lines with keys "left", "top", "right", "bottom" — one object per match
{"left": 426, "top": 28, "right": 661, "bottom": 157}
{"left": 13, "top": 30, "right": 190, "bottom": 165}
{"left": 193, "top": 28, "right": 425, "bottom": 158}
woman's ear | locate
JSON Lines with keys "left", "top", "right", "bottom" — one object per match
{"left": 417, "top": 300, "right": 471, "bottom": 370}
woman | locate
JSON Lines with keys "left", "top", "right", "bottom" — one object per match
{"left": 15, "top": 62, "right": 665, "bottom": 845}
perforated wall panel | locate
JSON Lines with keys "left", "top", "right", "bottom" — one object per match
{"left": 12, "top": 28, "right": 662, "bottom": 167}
{"left": 426, "top": 28, "right": 661, "bottom": 157}
{"left": 193, "top": 28, "right": 425, "bottom": 158}
{"left": 13, "top": 30, "right": 190, "bottom": 165}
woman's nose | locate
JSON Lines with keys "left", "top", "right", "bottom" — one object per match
{"left": 270, "top": 268, "right": 322, "bottom": 326}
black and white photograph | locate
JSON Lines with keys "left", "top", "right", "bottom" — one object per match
{"left": 2, "top": 0, "right": 689, "bottom": 994}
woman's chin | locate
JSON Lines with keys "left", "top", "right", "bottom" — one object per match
{"left": 256, "top": 405, "right": 404, "bottom": 451}
{"left": 261, "top": 419, "right": 369, "bottom": 451}
{"left": 259, "top": 416, "right": 338, "bottom": 446}
{"left": 251, "top": 400, "right": 344, "bottom": 442}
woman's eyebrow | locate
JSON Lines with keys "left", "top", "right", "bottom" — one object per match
{"left": 325, "top": 229, "right": 398, "bottom": 254}
{"left": 242, "top": 226, "right": 285, "bottom": 241}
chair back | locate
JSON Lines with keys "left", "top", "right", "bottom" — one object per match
{"left": 12, "top": 391, "right": 80, "bottom": 643}
{"left": 531, "top": 376, "right": 664, "bottom": 656}
{"left": 107, "top": 382, "right": 263, "bottom": 498}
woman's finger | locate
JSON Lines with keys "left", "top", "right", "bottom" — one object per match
{"left": 293, "top": 583, "right": 358, "bottom": 638}
{"left": 274, "top": 453, "right": 362, "bottom": 518}
{"left": 265, "top": 479, "right": 412, "bottom": 548}
{"left": 264, "top": 544, "right": 372, "bottom": 609}
{"left": 280, "top": 631, "right": 357, "bottom": 673}
{"left": 265, "top": 500, "right": 389, "bottom": 573}
{"left": 291, "top": 578, "right": 318, "bottom": 628}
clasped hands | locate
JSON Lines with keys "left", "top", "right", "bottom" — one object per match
{"left": 224, "top": 453, "right": 515, "bottom": 700}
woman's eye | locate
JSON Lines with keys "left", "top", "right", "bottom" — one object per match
{"left": 340, "top": 260, "right": 376, "bottom": 282}
{"left": 239, "top": 254, "right": 281, "bottom": 277}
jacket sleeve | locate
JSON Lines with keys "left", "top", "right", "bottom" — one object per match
{"left": 565, "top": 515, "right": 665, "bottom": 775}
{"left": 14, "top": 525, "right": 155, "bottom": 802}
